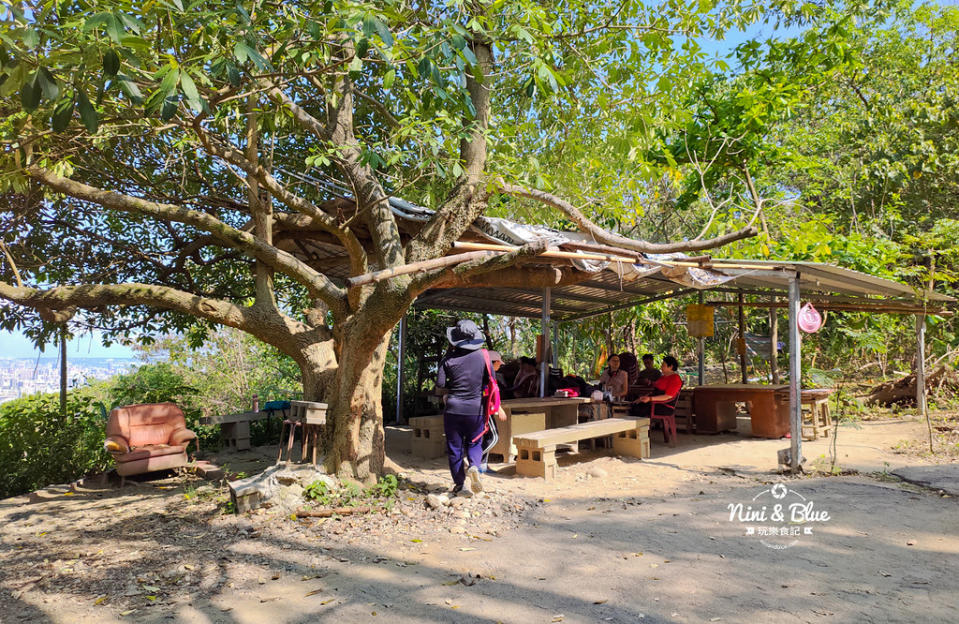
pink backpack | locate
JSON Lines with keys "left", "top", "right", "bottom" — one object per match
{"left": 481, "top": 349, "right": 501, "bottom": 416}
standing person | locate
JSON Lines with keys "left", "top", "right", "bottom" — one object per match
{"left": 598, "top": 354, "right": 629, "bottom": 401}
{"left": 489, "top": 351, "right": 507, "bottom": 388}
{"left": 436, "top": 320, "right": 495, "bottom": 495}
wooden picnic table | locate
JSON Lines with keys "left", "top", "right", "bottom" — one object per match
{"left": 692, "top": 385, "right": 837, "bottom": 438}
{"left": 489, "top": 397, "right": 594, "bottom": 460}
{"left": 692, "top": 384, "right": 791, "bottom": 438}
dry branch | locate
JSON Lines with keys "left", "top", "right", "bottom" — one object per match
{"left": 497, "top": 182, "right": 758, "bottom": 253}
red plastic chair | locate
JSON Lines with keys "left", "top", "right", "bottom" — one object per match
{"left": 649, "top": 379, "right": 683, "bottom": 446}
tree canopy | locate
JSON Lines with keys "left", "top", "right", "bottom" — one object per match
{"left": 1, "top": 0, "right": 955, "bottom": 476}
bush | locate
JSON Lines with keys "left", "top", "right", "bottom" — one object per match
{"left": 107, "top": 362, "right": 219, "bottom": 449}
{"left": 0, "top": 391, "right": 113, "bottom": 499}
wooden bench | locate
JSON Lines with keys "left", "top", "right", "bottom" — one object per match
{"left": 200, "top": 410, "right": 270, "bottom": 451}
{"left": 513, "top": 417, "right": 650, "bottom": 480}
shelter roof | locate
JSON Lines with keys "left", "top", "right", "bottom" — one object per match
{"left": 271, "top": 186, "right": 952, "bottom": 319}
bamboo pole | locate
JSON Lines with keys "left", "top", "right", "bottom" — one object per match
{"left": 704, "top": 300, "right": 948, "bottom": 315}
{"left": 453, "top": 241, "right": 638, "bottom": 264}
{"left": 346, "top": 250, "right": 506, "bottom": 287}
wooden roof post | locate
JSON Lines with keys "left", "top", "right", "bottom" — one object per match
{"left": 697, "top": 292, "right": 705, "bottom": 386}
{"left": 788, "top": 273, "right": 803, "bottom": 474}
{"left": 540, "top": 288, "right": 551, "bottom": 397}
{"left": 738, "top": 292, "right": 748, "bottom": 384}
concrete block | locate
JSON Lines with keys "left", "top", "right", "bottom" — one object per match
{"left": 516, "top": 445, "right": 557, "bottom": 480}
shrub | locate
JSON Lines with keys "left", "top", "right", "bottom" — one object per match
{"left": 0, "top": 391, "right": 113, "bottom": 499}
{"left": 106, "top": 362, "right": 219, "bottom": 449}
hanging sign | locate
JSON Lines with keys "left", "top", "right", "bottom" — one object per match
{"left": 798, "top": 302, "right": 824, "bottom": 333}
{"left": 686, "top": 304, "right": 715, "bottom": 337}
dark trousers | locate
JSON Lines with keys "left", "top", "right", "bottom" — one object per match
{"left": 444, "top": 411, "right": 485, "bottom": 487}
{"left": 630, "top": 402, "right": 652, "bottom": 418}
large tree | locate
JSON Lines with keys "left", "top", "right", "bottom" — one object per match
{"left": 0, "top": 1, "right": 773, "bottom": 479}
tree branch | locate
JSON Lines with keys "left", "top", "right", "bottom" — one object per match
{"left": 26, "top": 166, "right": 347, "bottom": 306}
{"left": 497, "top": 182, "right": 758, "bottom": 253}
{"left": 410, "top": 239, "right": 549, "bottom": 294}
{"left": 405, "top": 40, "right": 494, "bottom": 263}
{"left": 0, "top": 281, "right": 253, "bottom": 331}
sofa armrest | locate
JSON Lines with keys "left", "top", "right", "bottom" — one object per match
{"left": 170, "top": 427, "right": 197, "bottom": 446}
{"left": 104, "top": 435, "right": 130, "bottom": 454}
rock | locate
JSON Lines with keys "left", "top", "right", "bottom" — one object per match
{"left": 588, "top": 467, "right": 608, "bottom": 479}
{"left": 426, "top": 494, "right": 449, "bottom": 509}
{"left": 449, "top": 496, "right": 468, "bottom": 507}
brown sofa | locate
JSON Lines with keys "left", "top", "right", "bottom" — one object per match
{"left": 104, "top": 403, "right": 197, "bottom": 478}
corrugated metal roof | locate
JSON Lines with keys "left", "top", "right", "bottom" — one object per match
{"left": 414, "top": 258, "right": 953, "bottom": 320}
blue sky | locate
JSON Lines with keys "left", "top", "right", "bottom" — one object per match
{"left": 0, "top": 330, "right": 135, "bottom": 359}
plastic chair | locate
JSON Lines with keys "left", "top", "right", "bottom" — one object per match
{"left": 649, "top": 379, "right": 684, "bottom": 446}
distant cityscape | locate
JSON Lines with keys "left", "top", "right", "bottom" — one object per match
{"left": 0, "top": 358, "right": 138, "bottom": 404}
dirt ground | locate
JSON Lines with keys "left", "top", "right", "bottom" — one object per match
{"left": 2, "top": 414, "right": 958, "bottom": 624}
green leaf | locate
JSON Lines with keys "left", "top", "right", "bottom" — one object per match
{"left": 116, "top": 74, "right": 143, "bottom": 104}
{"left": 116, "top": 13, "right": 143, "bottom": 35}
{"left": 37, "top": 68, "right": 59, "bottom": 101}
{"left": 372, "top": 18, "right": 393, "bottom": 47}
{"left": 234, "top": 41, "right": 271, "bottom": 71}
{"left": 179, "top": 71, "right": 200, "bottom": 109}
{"left": 356, "top": 38, "right": 370, "bottom": 59}
{"left": 20, "top": 74, "right": 40, "bottom": 112}
{"left": 161, "top": 97, "right": 178, "bottom": 120}
{"left": 51, "top": 93, "right": 74, "bottom": 131}
{"left": 77, "top": 89, "right": 98, "bottom": 133}
{"left": 103, "top": 50, "right": 120, "bottom": 76}
{"left": 144, "top": 67, "right": 178, "bottom": 113}
{"left": 383, "top": 69, "right": 395, "bottom": 89}
{"left": 233, "top": 41, "right": 249, "bottom": 64}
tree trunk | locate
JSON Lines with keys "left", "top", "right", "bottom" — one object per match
{"left": 301, "top": 306, "right": 399, "bottom": 481}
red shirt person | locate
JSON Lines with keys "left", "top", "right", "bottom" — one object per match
{"left": 631, "top": 355, "right": 682, "bottom": 417}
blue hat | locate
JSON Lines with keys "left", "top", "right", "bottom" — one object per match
{"left": 446, "top": 319, "right": 485, "bottom": 350}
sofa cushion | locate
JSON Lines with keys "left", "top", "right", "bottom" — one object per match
{"left": 117, "top": 444, "right": 186, "bottom": 463}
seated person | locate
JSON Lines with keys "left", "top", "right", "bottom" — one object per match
{"left": 631, "top": 355, "right": 682, "bottom": 416}
{"left": 598, "top": 354, "right": 629, "bottom": 401}
{"left": 510, "top": 356, "right": 540, "bottom": 398}
{"left": 636, "top": 353, "right": 662, "bottom": 386}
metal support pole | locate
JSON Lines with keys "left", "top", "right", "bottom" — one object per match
{"left": 788, "top": 274, "right": 803, "bottom": 474}
{"left": 395, "top": 315, "right": 407, "bottom": 424}
{"left": 697, "top": 292, "right": 705, "bottom": 386}
{"left": 738, "top": 292, "right": 748, "bottom": 384}
{"left": 540, "top": 288, "right": 551, "bottom": 397}
{"left": 59, "top": 327, "right": 67, "bottom": 415}
{"left": 770, "top": 297, "right": 780, "bottom": 384}
{"left": 551, "top": 320, "right": 560, "bottom": 369}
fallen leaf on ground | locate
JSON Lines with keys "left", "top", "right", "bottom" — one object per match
{"left": 119, "top": 609, "right": 136, "bottom": 616}
{"left": 593, "top": 599, "right": 608, "bottom": 604}
{"left": 93, "top": 596, "right": 107, "bottom": 605}
{"left": 458, "top": 547, "right": 476, "bottom": 552}
{"left": 879, "top": 570, "right": 891, "bottom": 577}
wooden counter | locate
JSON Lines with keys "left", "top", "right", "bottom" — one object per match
{"left": 693, "top": 384, "right": 791, "bottom": 438}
